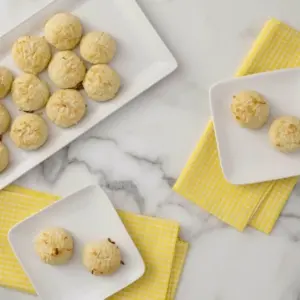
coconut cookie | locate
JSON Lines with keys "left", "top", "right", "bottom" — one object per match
{"left": 269, "top": 116, "right": 300, "bottom": 153}
{"left": 34, "top": 227, "right": 74, "bottom": 265}
{"left": 0, "top": 142, "right": 9, "bottom": 173}
{"left": 80, "top": 31, "right": 116, "bottom": 64}
{"left": 48, "top": 51, "right": 86, "bottom": 89}
{"left": 12, "top": 74, "right": 50, "bottom": 112}
{"left": 0, "top": 67, "right": 13, "bottom": 99}
{"left": 10, "top": 114, "right": 48, "bottom": 150}
{"left": 231, "top": 90, "right": 269, "bottom": 129}
{"left": 44, "top": 13, "right": 82, "bottom": 50}
{"left": 83, "top": 64, "right": 120, "bottom": 101}
{"left": 0, "top": 104, "right": 11, "bottom": 135}
{"left": 83, "top": 239, "right": 122, "bottom": 275}
{"left": 46, "top": 89, "right": 86, "bottom": 128}
{"left": 12, "top": 36, "right": 51, "bottom": 74}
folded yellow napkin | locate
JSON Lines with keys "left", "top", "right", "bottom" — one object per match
{"left": 0, "top": 185, "right": 188, "bottom": 300}
{"left": 174, "top": 19, "right": 300, "bottom": 234}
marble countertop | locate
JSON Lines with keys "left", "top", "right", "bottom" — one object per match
{"left": 3, "top": 0, "right": 300, "bottom": 299}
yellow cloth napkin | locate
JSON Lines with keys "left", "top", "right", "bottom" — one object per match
{"left": 173, "top": 18, "right": 300, "bottom": 234}
{"left": 0, "top": 185, "right": 188, "bottom": 300}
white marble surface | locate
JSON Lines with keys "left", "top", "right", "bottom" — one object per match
{"left": 3, "top": 0, "right": 300, "bottom": 299}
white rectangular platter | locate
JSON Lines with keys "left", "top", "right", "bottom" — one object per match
{"left": 0, "top": 0, "right": 177, "bottom": 189}
{"left": 9, "top": 185, "right": 145, "bottom": 300}
{"left": 210, "top": 67, "right": 300, "bottom": 185}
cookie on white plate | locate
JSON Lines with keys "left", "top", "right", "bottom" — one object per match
{"left": 80, "top": 31, "right": 116, "bottom": 64}
{"left": 34, "top": 227, "right": 74, "bottom": 265}
{"left": 44, "top": 12, "right": 82, "bottom": 50}
{"left": 48, "top": 51, "right": 86, "bottom": 89}
{"left": 83, "top": 64, "right": 120, "bottom": 101}
{"left": 269, "top": 116, "right": 300, "bottom": 153}
{"left": 10, "top": 114, "right": 48, "bottom": 150}
{"left": 83, "top": 239, "right": 122, "bottom": 275}
{"left": 46, "top": 89, "right": 86, "bottom": 128}
{"left": 231, "top": 90, "right": 269, "bottom": 129}
{"left": 0, "top": 67, "right": 13, "bottom": 99}
{"left": 12, "top": 74, "right": 50, "bottom": 112}
{"left": 0, "top": 104, "right": 11, "bottom": 135}
{"left": 0, "top": 142, "right": 9, "bottom": 173}
{"left": 12, "top": 36, "right": 51, "bottom": 74}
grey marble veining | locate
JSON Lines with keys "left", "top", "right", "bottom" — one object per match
{"left": 3, "top": 0, "right": 300, "bottom": 299}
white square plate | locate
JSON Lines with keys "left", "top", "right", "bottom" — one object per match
{"left": 0, "top": 0, "right": 177, "bottom": 190}
{"left": 210, "top": 67, "right": 300, "bottom": 185}
{"left": 8, "top": 185, "right": 145, "bottom": 300}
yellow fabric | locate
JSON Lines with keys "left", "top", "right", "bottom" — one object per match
{"left": 0, "top": 185, "right": 188, "bottom": 300}
{"left": 173, "top": 18, "right": 299, "bottom": 233}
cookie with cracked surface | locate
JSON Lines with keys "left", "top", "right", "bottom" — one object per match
{"left": 44, "top": 12, "right": 82, "bottom": 50}
{"left": 12, "top": 36, "right": 51, "bottom": 74}
{"left": 48, "top": 51, "right": 86, "bottom": 89}
{"left": 10, "top": 114, "right": 48, "bottom": 150}
{"left": 12, "top": 74, "right": 50, "bottom": 112}
{"left": 46, "top": 89, "right": 86, "bottom": 128}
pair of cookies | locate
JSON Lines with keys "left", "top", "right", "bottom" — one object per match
{"left": 10, "top": 88, "right": 87, "bottom": 151}
{"left": 44, "top": 12, "right": 116, "bottom": 63}
{"left": 0, "top": 70, "right": 50, "bottom": 151}
{"left": 47, "top": 51, "right": 120, "bottom": 102}
{"left": 11, "top": 72, "right": 86, "bottom": 128}
{"left": 231, "top": 90, "right": 300, "bottom": 153}
{"left": 35, "top": 227, "right": 122, "bottom": 276}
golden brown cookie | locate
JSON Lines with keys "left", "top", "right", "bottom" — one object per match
{"left": 82, "top": 239, "right": 122, "bottom": 275}
{"left": 269, "top": 116, "right": 300, "bottom": 152}
{"left": 34, "top": 228, "right": 74, "bottom": 265}
{"left": 12, "top": 36, "right": 51, "bottom": 74}
{"left": 231, "top": 90, "right": 269, "bottom": 129}
{"left": 83, "top": 64, "right": 120, "bottom": 101}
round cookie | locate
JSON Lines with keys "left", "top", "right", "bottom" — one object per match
{"left": 46, "top": 89, "right": 86, "bottom": 128}
{"left": 48, "top": 51, "right": 86, "bottom": 89}
{"left": 80, "top": 31, "right": 116, "bottom": 64}
{"left": 83, "top": 239, "right": 122, "bottom": 275}
{"left": 0, "top": 104, "right": 11, "bottom": 134}
{"left": 269, "top": 116, "right": 300, "bottom": 152}
{"left": 34, "top": 227, "right": 74, "bottom": 265}
{"left": 10, "top": 114, "right": 48, "bottom": 150}
{"left": 0, "top": 142, "right": 9, "bottom": 173}
{"left": 44, "top": 13, "right": 82, "bottom": 50}
{"left": 0, "top": 67, "right": 13, "bottom": 99}
{"left": 230, "top": 90, "right": 269, "bottom": 129}
{"left": 12, "top": 36, "right": 51, "bottom": 74}
{"left": 12, "top": 74, "right": 50, "bottom": 112}
{"left": 83, "top": 64, "right": 120, "bottom": 101}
